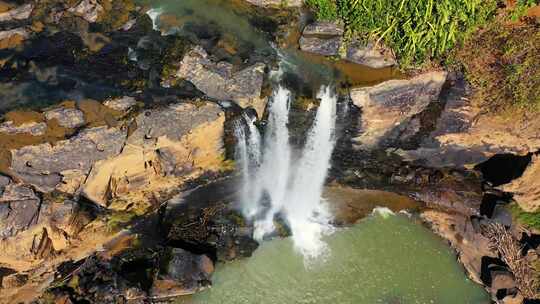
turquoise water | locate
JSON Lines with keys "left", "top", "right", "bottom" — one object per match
{"left": 176, "top": 211, "right": 489, "bottom": 304}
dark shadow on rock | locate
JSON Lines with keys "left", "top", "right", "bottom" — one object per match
{"left": 475, "top": 153, "right": 532, "bottom": 187}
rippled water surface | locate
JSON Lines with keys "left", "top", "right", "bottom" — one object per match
{"left": 177, "top": 212, "right": 489, "bottom": 304}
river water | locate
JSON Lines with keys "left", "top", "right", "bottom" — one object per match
{"left": 140, "top": 1, "right": 490, "bottom": 303}
{"left": 177, "top": 210, "right": 489, "bottom": 304}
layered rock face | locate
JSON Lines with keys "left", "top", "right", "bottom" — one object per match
{"left": 82, "top": 102, "right": 226, "bottom": 207}
{"left": 344, "top": 68, "right": 540, "bottom": 302}
{"left": 393, "top": 80, "right": 540, "bottom": 169}
{"left": 351, "top": 71, "right": 447, "bottom": 149}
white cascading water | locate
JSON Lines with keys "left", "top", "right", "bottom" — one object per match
{"left": 235, "top": 85, "right": 337, "bottom": 263}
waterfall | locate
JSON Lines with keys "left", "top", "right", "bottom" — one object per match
{"left": 235, "top": 85, "right": 337, "bottom": 262}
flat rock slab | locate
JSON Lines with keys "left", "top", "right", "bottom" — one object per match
{"left": 0, "top": 4, "right": 33, "bottom": 22}
{"left": 0, "top": 121, "right": 47, "bottom": 136}
{"left": 176, "top": 46, "right": 265, "bottom": 101}
{"left": 243, "top": 0, "right": 303, "bottom": 7}
{"left": 302, "top": 21, "right": 344, "bottom": 36}
{"left": 44, "top": 107, "right": 85, "bottom": 129}
{"left": 9, "top": 126, "right": 127, "bottom": 192}
{"left": 346, "top": 41, "right": 396, "bottom": 69}
{"left": 103, "top": 96, "right": 137, "bottom": 112}
{"left": 127, "top": 103, "right": 223, "bottom": 147}
{"left": 351, "top": 71, "right": 447, "bottom": 149}
{"left": 299, "top": 36, "right": 341, "bottom": 57}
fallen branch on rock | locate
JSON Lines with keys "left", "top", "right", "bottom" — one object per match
{"left": 482, "top": 222, "right": 539, "bottom": 299}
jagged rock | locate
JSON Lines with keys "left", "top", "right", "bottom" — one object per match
{"left": 41, "top": 245, "right": 213, "bottom": 303}
{"left": 0, "top": 184, "right": 41, "bottom": 238}
{"left": 491, "top": 205, "right": 513, "bottom": 227}
{"left": 1, "top": 273, "right": 28, "bottom": 289}
{"left": 351, "top": 71, "right": 447, "bottom": 149}
{"left": 150, "top": 248, "right": 213, "bottom": 299}
{"left": 243, "top": 0, "right": 303, "bottom": 7}
{"left": 0, "top": 28, "right": 28, "bottom": 49}
{"left": 0, "top": 195, "right": 94, "bottom": 273}
{"left": 499, "top": 155, "right": 540, "bottom": 212}
{"left": 421, "top": 210, "right": 496, "bottom": 284}
{"left": 346, "top": 41, "right": 396, "bottom": 68}
{"left": 166, "top": 201, "right": 259, "bottom": 262}
{"left": 176, "top": 46, "right": 265, "bottom": 101}
{"left": 68, "top": 0, "right": 104, "bottom": 23}
{"left": 82, "top": 102, "right": 225, "bottom": 207}
{"left": 0, "top": 120, "right": 47, "bottom": 136}
{"left": 490, "top": 269, "right": 517, "bottom": 292}
{"left": 103, "top": 96, "right": 137, "bottom": 112}
{"left": 0, "top": 3, "right": 33, "bottom": 22}
{"left": 44, "top": 107, "right": 85, "bottom": 129}
{"left": 394, "top": 77, "right": 540, "bottom": 168}
{"left": 9, "top": 126, "right": 127, "bottom": 194}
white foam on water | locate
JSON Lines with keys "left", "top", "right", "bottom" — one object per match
{"left": 372, "top": 207, "right": 396, "bottom": 218}
{"left": 146, "top": 8, "right": 163, "bottom": 31}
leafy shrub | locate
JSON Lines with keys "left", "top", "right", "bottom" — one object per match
{"left": 306, "top": 0, "right": 498, "bottom": 67}
{"left": 305, "top": 0, "right": 338, "bottom": 20}
{"left": 455, "top": 20, "right": 540, "bottom": 112}
{"left": 508, "top": 0, "right": 539, "bottom": 21}
{"left": 509, "top": 203, "right": 540, "bottom": 231}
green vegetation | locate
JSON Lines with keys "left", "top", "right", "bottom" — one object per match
{"left": 305, "top": 0, "right": 498, "bottom": 67}
{"left": 509, "top": 0, "right": 538, "bottom": 21}
{"left": 509, "top": 203, "right": 540, "bottom": 231}
{"left": 306, "top": 0, "right": 540, "bottom": 112}
{"left": 454, "top": 19, "right": 540, "bottom": 112}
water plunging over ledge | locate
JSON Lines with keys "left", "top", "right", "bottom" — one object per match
{"left": 235, "top": 86, "right": 337, "bottom": 261}
{"left": 140, "top": 1, "right": 490, "bottom": 302}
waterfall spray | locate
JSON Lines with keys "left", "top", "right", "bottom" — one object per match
{"left": 234, "top": 85, "right": 337, "bottom": 262}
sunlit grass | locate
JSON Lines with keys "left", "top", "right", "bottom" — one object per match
{"left": 306, "top": 0, "right": 498, "bottom": 67}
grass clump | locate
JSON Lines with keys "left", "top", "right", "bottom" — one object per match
{"left": 509, "top": 202, "right": 540, "bottom": 231}
{"left": 305, "top": 0, "right": 338, "bottom": 20}
{"left": 454, "top": 19, "right": 540, "bottom": 112}
{"left": 306, "top": 0, "right": 498, "bottom": 67}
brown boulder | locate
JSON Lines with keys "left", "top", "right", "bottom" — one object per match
{"left": 150, "top": 248, "right": 214, "bottom": 299}
{"left": 351, "top": 71, "right": 448, "bottom": 149}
